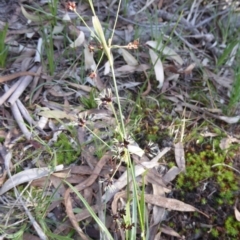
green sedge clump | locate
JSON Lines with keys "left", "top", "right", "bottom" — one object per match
{"left": 80, "top": 90, "right": 98, "bottom": 109}
{"left": 53, "top": 133, "right": 81, "bottom": 165}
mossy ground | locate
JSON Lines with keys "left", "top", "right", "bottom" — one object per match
{"left": 129, "top": 89, "right": 240, "bottom": 239}
{"left": 169, "top": 140, "right": 240, "bottom": 239}
{"left": 53, "top": 132, "right": 81, "bottom": 165}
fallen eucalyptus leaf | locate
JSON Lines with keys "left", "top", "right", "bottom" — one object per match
{"left": 149, "top": 49, "right": 164, "bottom": 88}
{"left": 38, "top": 110, "right": 76, "bottom": 120}
{"left": 118, "top": 48, "right": 138, "bottom": 66}
{"left": 0, "top": 165, "right": 64, "bottom": 195}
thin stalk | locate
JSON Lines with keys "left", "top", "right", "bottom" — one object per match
{"left": 110, "top": 64, "right": 126, "bottom": 138}
{"left": 128, "top": 157, "right": 145, "bottom": 239}
{"left": 74, "top": 10, "right": 100, "bottom": 43}
{"left": 85, "top": 126, "right": 112, "bottom": 149}
{"left": 110, "top": 0, "right": 122, "bottom": 44}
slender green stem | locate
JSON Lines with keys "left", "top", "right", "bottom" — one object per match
{"left": 74, "top": 10, "right": 100, "bottom": 43}
{"left": 110, "top": 0, "right": 122, "bottom": 44}
{"left": 129, "top": 156, "right": 145, "bottom": 239}
{"left": 110, "top": 64, "right": 126, "bottom": 138}
{"left": 85, "top": 126, "right": 112, "bottom": 149}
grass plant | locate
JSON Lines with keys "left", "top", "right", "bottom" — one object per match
{"left": 228, "top": 45, "right": 240, "bottom": 114}
{"left": 0, "top": 23, "right": 8, "bottom": 68}
{"left": 44, "top": 29, "right": 55, "bottom": 75}
{"left": 64, "top": 1, "right": 151, "bottom": 238}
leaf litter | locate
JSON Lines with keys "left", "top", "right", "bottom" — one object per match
{"left": 0, "top": 0, "right": 240, "bottom": 239}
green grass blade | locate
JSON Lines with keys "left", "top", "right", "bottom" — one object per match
{"left": 217, "top": 41, "right": 239, "bottom": 67}
{"left": 64, "top": 181, "right": 114, "bottom": 240}
{"left": 0, "top": 23, "right": 8, "bottom": 67}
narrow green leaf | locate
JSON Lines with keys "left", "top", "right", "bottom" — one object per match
{"left": 64, "top": 181, "right": 114, "bottom": 240}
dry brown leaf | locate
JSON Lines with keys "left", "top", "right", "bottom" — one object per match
{"left": 146, "top": 41, "right": 183, "bottom": 65}
{"left": 218, "top": 115, "right": 240, "bottom": 124}
{"left": 144, "top": 194, "right": 208, "bottom": 217}
{"left": 149, "top": 48, "right": 164, "bottom": 88}
{"left": 174, "top": 142, "right": 185, "bottom": 172}
{"left": 83, "top": 187, "right": 93, "bottom": 206}
{"left": 111, "top": 191, "right": 128, "bottom": 214}
{"left": 160, "top": 225, "right": 182, "bottom": 239}
{"left": 118, "top": 48, "right": 138, "bottom": 66}
{"left": 141, "top": 73, "right": 152, "bottom": 96}
{"left": 204, "top": 68, "right": 233, "bottom": 89}
{"left": 23, "top": 233, "right": 41, "bottom": 240}
{"left": 149, "top": 174, "right": 167, "bottom": 240}
{"left": 52, "top": 24, "right": 64, "bottom": 35}
{"left": 180, "top": 62, "right": 196, "bottom": 74}
{"left": 154, "top": 232, "right": 162, "bottom": 240}
{"left": 50, "top": 174, "right": 67, "bottom": 196}
{"left": 66, "top": 175, "right": 86, "bottom": 184}
{"left": 21, "top": 57, "right": 34, "bottom": 71}
{"left": 104, "top": 53, "right": 114, "bottom": 75}
{"left": 114, "top": 64, "right": 150, "bottom": 75}
{"left": 112, "top": 192, "right": 208, "bottom": 217}
{"left": 220, "top": 136, "right": 240, "bottom": 150}
{"left": 21, "top": 5, "right": 44, "bottom": 22}
{"left": 62, "top": 81, "right": 92, "bottom": 92}
{"left": 146, "top": 170, "right": 170, "bottom": 193}
{"left": 163, "top": 166, "right": 181, "bottom": 183}
{"left": 38, "top": 110, "right": 76, "bottom": 121}
{"left": 234, "top": 200, "right": 240, "bottom": 221}
{"left": 93, "top": 72, "right": 105, "bottom": 91}
{"left": 0, "top": 170, "right": 7, "bottom": 187}
{"left": 52, "top": 172, "right": 70, "bottom": 178}
{"left": 54, "top": 204, "right": 102, "bottom": 234}
{"left": 0, "top": 165, "right": 64, "bottom": 195}
{"left": 104, "top": 59, "right": 111, "bottom": 75}
{"left": 31, "top": 178, "right": 51, "bottom": 188}
{"left": 200, "top": 131, "right": 218, "bottom": 137}
{"left": 84, "top": 45, "right": 97, "bottom": 70}
{"left": 48, "top": 88, "right": 75, "bottom": 97}
{"left": 69, "top": 31, "right": 85, "bottom": 48}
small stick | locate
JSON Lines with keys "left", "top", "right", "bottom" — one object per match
{"left": 0, "top": 71, "right": 39, "bottom": 84}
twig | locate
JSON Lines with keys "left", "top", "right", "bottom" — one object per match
{"left": 11, "top": 101, "right": 32, "bottom": 140}
{"left": 0, "top": 71, "right": 38, "bottom": 84}
{"left": 16, "top": 99, "right": 36, "bottom": 126}
{"left": 8, "top": 66, "right": 38, "bottom": 105}
{"left": 0, "top": 81, "right": 21, "bottom": 105}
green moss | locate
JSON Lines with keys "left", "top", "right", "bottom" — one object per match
{"left": 177, "top": 148, "right": 239, "bottom": 204}
{"left": 211, "top": 228, "right": 219, "bottom": 238}
{"left": 53, "top": 133, "right": 81, "bottom": 165}
{"left": 225, "top": 216, "right": 240, "bottom": 237}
